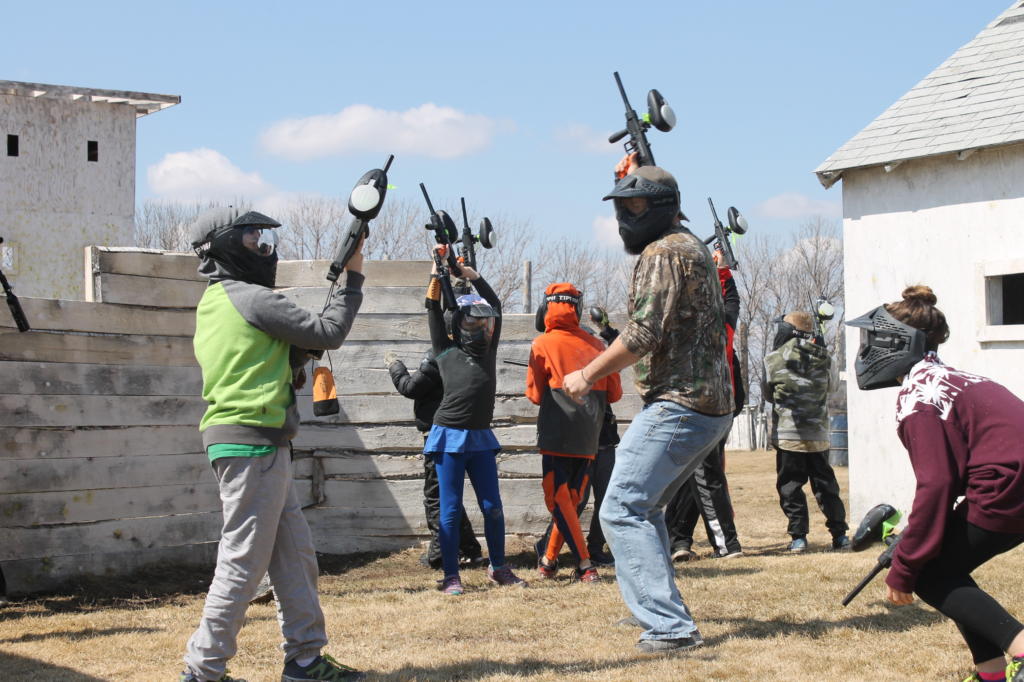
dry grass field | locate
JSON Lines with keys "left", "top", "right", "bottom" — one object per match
{"left": 1, "top": 450, "right": 1021, "bottom": 681}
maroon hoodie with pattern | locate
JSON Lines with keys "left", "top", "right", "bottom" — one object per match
{"left": 886, "top": 352, "right": 1024, "bottom": 593}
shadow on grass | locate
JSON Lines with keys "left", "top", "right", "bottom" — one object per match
{"left": 0, "top": 625, "right": 161, "bottom": 645}
{"left": 370, "top": 655, "right": 653, "bottom": 681}
{"left": 0, "top": 651, "right": 107, "bottom": 681}
{"left": 701, "top": 605, "right": 944, "bottom": 644}
{"left": 675, "top": 565, "right": 761, "bottom": 579}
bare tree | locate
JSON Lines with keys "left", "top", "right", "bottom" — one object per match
{"left": 365, "top": 197, "right": 432, "bottom": 261}
{"left": 474, "top": 213, "right": 535, "bottom": 310}
{"left": 134, "top": 200, "right": 210, "bottom": 251}
{"left": 276, "top": 195, "right": 347, "bottom": 261}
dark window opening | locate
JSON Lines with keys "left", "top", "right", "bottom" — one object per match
{"left": 1002, "top": 273, "right": 1024, "bottom": 325}
{"left": 6, "top": 134, "right": 17, "bottom": 157}
{"left": 87, "top": 140, "right": 98, "bottom": 162}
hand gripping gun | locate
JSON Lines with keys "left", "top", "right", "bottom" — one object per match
{"left": 704, "top": 198, "right": 748, "bottom": 270}
{"left": 327, "top": 154, "right": 394, "bottom": 282}
{"left": 457, "top": 197, "right": 496, "bottom": 271}
{"left": 842, "top": 503, "right": 903, "bottom": 606}
{"left": 419, "top": 183, "right": 462, "bottom": 311}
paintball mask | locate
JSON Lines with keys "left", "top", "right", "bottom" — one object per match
{"left": 602, "top": 166, "right": 683, "bottom": 255}
{"left": 454, "top": 294, "right": 497, "bottom": 354}
{"left": 846, "top": 305, "right": 927, "bottom": 391}
{"left": 191, "top": 209, "right": 282, "bottom": 287}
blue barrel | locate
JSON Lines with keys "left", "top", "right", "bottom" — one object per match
{"left": 830, "top": 414, "right": 848, "bottom": 467}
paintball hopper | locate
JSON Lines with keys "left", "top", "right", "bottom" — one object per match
{"left": 478, "top": 217, "right": 496, "bottom": 249}
{"left": 726, "top": 206, "right": 748, "bottom": 237}
{"left": 328, "top": 154, "right": 394, "bottom": 282}
{"left": 814, "top": 297, "right": 836, "bottom": 322}
{"left": 457, "top": 197, "right": 496, "bottom": 272}
{"left": 608, "top": 81, "right": 676, "bottom": 144}
{"left": 851, "top": 503, "right": 901, "bottom": 552}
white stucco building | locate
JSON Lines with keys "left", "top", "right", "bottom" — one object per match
{"left": 816, "top": 1, "right": 1024, "bottom": 522}
{"left": 0, "top": 81, "right": 178, "bottom": 300}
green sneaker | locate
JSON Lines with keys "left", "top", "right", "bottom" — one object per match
{"left": 282, "top": 654, "right": 365, "bottom": 681}
{"left": 1008, "top": 655, "right": 1024, "bottom": 682}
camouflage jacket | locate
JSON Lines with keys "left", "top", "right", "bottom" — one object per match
{"left": 618, "top": 227, "right": 733, "bottom": 416}
{"left": 764, "top": 337, "right": 833, "bottom": 447}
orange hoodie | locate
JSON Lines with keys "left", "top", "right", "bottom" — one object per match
{"left": 527, "top": 283, "right": 623, "bottom": 458}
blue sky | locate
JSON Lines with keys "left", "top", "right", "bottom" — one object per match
{"left": 2, "top": 1, "right": 1013, "bottom": 247}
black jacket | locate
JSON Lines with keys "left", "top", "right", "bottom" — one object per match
{"left": 388, "top": 350, "right": 443, "bottom": 433}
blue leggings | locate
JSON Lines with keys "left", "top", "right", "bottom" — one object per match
{"left": 432, "top": 449, "right": 505, "bottom": 577}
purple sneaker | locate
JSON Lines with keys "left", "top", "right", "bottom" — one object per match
{"left": 488, "top": 565, "right": 528, "bottom": 588}
{"left": 439, "top": 574, "right": 464, "bottom": 595}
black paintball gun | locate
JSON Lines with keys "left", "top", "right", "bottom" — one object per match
{"left": 842, "top": 503, "right": 903, "bottom": 606}
{"left": 419, "top": 183, "right": 462, "bottom": 311}
{"left": 810, "top": 295, "right": 836, "bottom": 345}
{"left": 327, "top": 154, "right": 394, "bottom": 283}
{"left": 705, "top": 198, "right": 749, "bottom": 270}
{"left": 607, "top": 71, "right": 676, "bottom": 173}
{"left": 457, "top": 197, "right": 496, "bottom": 272}
{"left": 0, "top": 237, "right": 29, "bottom": 332}
{"left": 502, "top": 358, "right": 528, "bottom": 368}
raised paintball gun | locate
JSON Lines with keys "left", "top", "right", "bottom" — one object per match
{"left": 327, "top": 154, "right": 394, "bottom": 283}
{"left": 810, "top": 295, "right": 836, "bottom": 345}
{"left": 457, "top": 197, "right": 496, "bottom": 271}
{"left": 608, "top": 71, "right": 676, "bottom": 174}
{"left": 704, "top": 198, "right": 748, "bottom": 270}
{"left": 0, "top": 237, "right": 29, "bottom": 332}
{"left": 419, "top": 183, "right": 461, "bottom": 311}
{"left": 842, "top": 503, "right": 903, "bottom": 606}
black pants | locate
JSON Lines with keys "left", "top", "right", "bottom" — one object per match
{"left": 914, "top": 513, "right": 1024, "bottom": 663}
{"left": 538, "top": 443, "right": 617, "bottom": 559}
{"left": 423, "top": 456, "right": 481, "bottom": 567}
{"left": 666, "top": 437, "right": 741, "bottom": 555}
{"left": 775, "top": 448, "right": 848, "bottom": 538}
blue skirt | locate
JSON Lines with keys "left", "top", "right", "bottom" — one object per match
{"left": 424, "top": 425, "right": 500, "bottom": 455}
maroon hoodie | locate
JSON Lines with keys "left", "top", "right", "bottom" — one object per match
{"left": 886, "top": 352, "right": 1024, "bottom": 593}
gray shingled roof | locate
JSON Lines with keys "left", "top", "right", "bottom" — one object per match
{"left": 816, "top": 1, "right": 1024, "bottom": 188}
{"left": 0, "top": 80, "right": 179, "bottom": 118}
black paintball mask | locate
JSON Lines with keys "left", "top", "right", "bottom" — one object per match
{"left": 771, "top": 317, "right": 815, "bottom": 351}
{"left": 846, "top": 305, "right": 927, "bottom": 391}
{"left": 602, "top": 166, "right": 686, "bottom": 255}
{"left": 534, "top": 288, "right": 582, "bottom": 333}
{"left": 191, "top": 209, "right": 281, "bottom": 287}
{"left": 454, "top": 294, "right": 497, "bottom": 356}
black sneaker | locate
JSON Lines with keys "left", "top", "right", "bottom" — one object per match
{"left": 179, "top": 671, "right": 245, "bottom": 682}
{"left": 460, "top": 554, "right": 489, "bottom": 568}
{"left": 831, "top": 535, "right": 852, "bottom": 551}
{"left": 282, "top": 654, "right": 364, "bottom": 681}
{"left": 635, "top": 631, "right": 704, "bottom": 655}
{"left": 589, "top": 547, "right": 615, "bottom": 567}
{"left": 671, "top": 547, "right": 695, "bottom": 562}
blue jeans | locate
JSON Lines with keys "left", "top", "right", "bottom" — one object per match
{"left": 600, "top": 401, "right": 731, "bottom": 641}
{"left": 433, "top": 449, "right": 506, "bottom": 577}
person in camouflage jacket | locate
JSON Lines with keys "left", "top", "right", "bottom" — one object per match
{"left": 563, "top": 154, "right": 732, "bottom": 655}
{"left": 763, "top": 310, "right": 848, "bottom": 553}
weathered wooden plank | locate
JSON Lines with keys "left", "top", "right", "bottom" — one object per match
{"left": 93, "top": 273, "right": 208, "bottom": 307}
{"left": 0, "top": 297, "right": 195, "bottom": 335}
{"left": 0, "top": 426, "right": 203, "bottom": 460}
{"left": 0, "top": 330, "right": 197, "bottom": 366}
{"left": 310, "top": 534, "right": 419, "bottom": 556}
{"left": 2, "top": 452, "right": 212, "bottom": 494}
{"left": 0, "top": 511, "right": 223, "bottom": 561}
{"left": 2, "top": 541, "right": 219, "bottom": 597}
{"left": 316, "top": 451, "right": 542, "bottom": 480}
{"left": 91, "top": 248, "right": 432, "bottom": 287}
{"left": 0, "top": 395, "right": 207, "bottom": 427}
{"left": 281, "top": 286, "right": 426, "bottom": 314}
{"left": 0, "top": 362, "right": 202, "bottom": 396}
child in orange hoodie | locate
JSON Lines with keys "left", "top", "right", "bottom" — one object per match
{"left": 527, "top": 283, "right": 622, "bottom": 582}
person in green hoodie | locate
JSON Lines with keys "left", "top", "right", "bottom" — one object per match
{"left": 180, "top": 208, "right": 365, "bottom": 682}
{"left": 764, "top": 310, "right": 849, "bottom": 554}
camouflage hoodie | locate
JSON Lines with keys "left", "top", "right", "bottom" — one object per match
{"left": 764, "top": 337, "right": 833, "bottom": 448}
{"left": 618, "top": 227, "right": 733, "bottom": 416}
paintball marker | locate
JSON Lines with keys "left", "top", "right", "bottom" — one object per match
{"left": 502, "top": 358, "right": 528, "bottom": 367}
{"left": 608, "top": 71, "right": 676, "bottom": 174}
{"left": 419, "top": 183, "right": 462, "bottom": 311}
{"left": 842, "top": 503, "right": 903, "bottom": 606}
{"left": 327, "top": 154, "right": 394, "bottom": 283}
{"left": 704, "top": 198, "right": 748, "bottom": 270}
{"left": 0, "top": 237, "right": 29, "bottom": 332}
{"left": 457, "top": 197, "right": 496, "bottom": 272}
{"left": 810, "top": 295, "right": 836, "bottom": 344}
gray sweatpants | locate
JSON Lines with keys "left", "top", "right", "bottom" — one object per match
{"left": 184, "top": 447, "right": 327, "bottom": 681}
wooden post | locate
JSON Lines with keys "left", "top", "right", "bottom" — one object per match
{"left": 522, "top": 260, "right": 532, "bottom": 313}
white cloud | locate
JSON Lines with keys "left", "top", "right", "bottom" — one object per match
{"left": 260, "top": 103, "right": 502, "bottom": 161}
{"left": 556, "top": 123, "right": 618, "bottom": 155}
{"left": 593, "top": 214, "right": 620, "bottom": 248}
{"left": 147, "top": 148, "right": 274, "bottom": 201}
{"left": 755, "top": 192, "right": 841, "bottom": 220}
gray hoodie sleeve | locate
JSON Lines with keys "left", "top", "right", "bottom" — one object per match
{"left": 224, "top": 271, "right": 364, "bottom": 350}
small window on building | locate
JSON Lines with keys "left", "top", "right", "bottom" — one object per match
{"left": 1001, "top": 273, "right": 1024, "bottom": 325}
{"left": 87, "top": 140, "right": 98, "bottom": 162}
{"left": 6, "top": 134, "right": 17, "bottom": 157}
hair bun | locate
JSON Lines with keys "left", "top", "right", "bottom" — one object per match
{"left": 901, "top": 285, "right": 937, "bottom": 306}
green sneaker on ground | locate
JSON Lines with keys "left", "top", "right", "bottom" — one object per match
{"left": 282, "top": 654, "right": 365, "bottom": 681}
{"left": 1008, "top": 654, "right": 1024, "bottom": 682}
